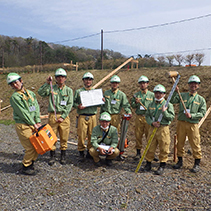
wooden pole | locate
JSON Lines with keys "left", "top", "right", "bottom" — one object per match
{"left": 101, "top": 29, "right": 103, "bottom": 70}
{"left": 93, "top": 57, "right": 133, "bottom": 89}
{"left": 173, "top": 134, "right": 177, "bottom": 163}
{"left": 198, "top": 105, "right": 211, "bottom": 128}
{"left": 0, "top": 104, "right": 11, "bottom": 112}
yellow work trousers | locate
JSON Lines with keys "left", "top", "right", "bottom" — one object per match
{"left": 89, "top": 147, "right": 120, "bottom": 162}
{"left": 48, "top": 113, "right": 70, "bottom": 151}
{"left": 135, "top": 115, "right": 149, "bottom": 150}
{"left": 110, "top": 114, "right": 121, "bottom": 133}
{"left": 145, "top": 125, "right": 170, "bottom": 163}
{"left": 15, "top": 123, "right": 38, "bottom": 167}
{"left": 176, "top": 120, "right": 202, "bottom": 159}
{"left": 77, "top": 115, "right": 97, "bottom": 151}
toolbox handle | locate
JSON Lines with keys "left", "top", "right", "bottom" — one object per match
{"left": 35, "top": 124, "right": 47, "bottom": 137}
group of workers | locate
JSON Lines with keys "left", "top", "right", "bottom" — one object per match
{"left": 7, "top": 68, "right": 206, "bottom": 176}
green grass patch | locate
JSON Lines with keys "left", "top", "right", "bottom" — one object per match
{"left": 0, "top": 119, "right": 15, "bottom": 125}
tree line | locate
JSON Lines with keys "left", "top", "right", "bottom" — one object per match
{"left": 0, "top": 35, "right": 206, "bottom": 70}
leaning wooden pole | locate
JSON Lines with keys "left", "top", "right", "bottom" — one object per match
{"left": 93, "top": 57, "right": 133, "bottom": 89}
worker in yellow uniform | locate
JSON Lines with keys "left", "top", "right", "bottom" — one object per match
{"left": 131, "top": 75, "right": 154, "bottom": 160}
{"left": 73, "top": 72, "right": 98, "bottom": 161}
{"left": 38, "top": 68, "right": 73, "bottom": 165}
{"left": 7, "top": 73, "right": 41, "bottom": 175}
{"left": 100, "top": 75, "right": 132, "bottom": 132}
{"left": 90, "top": 112, "right": 120, "bottom": 167}
{"left": 144, "top": 84, "right": 175, "bottom": 175}
{"left": 170, "top": 75, "right": 206, "bottom": 173}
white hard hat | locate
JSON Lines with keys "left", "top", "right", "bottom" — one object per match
{"left": 7, "top": 73, "right": 21, "bottom": 84}
{"left": 55, "top": 68, "right": 67, "bottom": 77}
{"left": 99, "top": 112, "right": 111, "bottom": 121}
{"left": 82, "top": 72, "right": 94, "bottom": 79}
{"left": 138, "top": 75, "right": 149, "bottom": 83}
{"left": 110, "top": 75, "right": 121, "bottom": 83}
{"left": 188, "top": 75, "right": 200, "bottom": 84}
{"left": 153, "top": 84, "right": 166, "bottom": 93}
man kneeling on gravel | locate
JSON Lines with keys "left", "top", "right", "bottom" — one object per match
{"left": 89, "top": 112, "right": 120, "bottom": 167}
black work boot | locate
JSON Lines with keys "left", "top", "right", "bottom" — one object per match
{"left": 86, "top": 150, "right": 92, "bottom": 159}
{"left": 134, "top": 149, "right": 141, "bottom": 161}
{"left": 60, "top": 150, "right": 66, "bottom": 165}
{"left": 22, "top": 164, "right": 36, "bottom": 175}
{"left": 173, "top": 157, "right": 183, "bottom": 169}
{"left": 142, "top": 161, "right": 151, "bottom": 172}
{"left": 155, "top": 162, "right": 166, "bottom": 175}
{"left": 48, "top": 150, "right": 56, "bottom": 166}
{"left": 190, "top": 159, "right": 200, "bottom": 173}
{"left": 79, "top": 151, "right": 85, "bottom": 162}
{"left": 105, "top": 159, "right": 113, "bottom": 166}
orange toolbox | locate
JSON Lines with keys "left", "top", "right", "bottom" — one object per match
{"left": 30, "top": 124, "right": 57, "bottom": 155}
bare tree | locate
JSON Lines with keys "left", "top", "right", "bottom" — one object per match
{"left": 185, "top": 54, "right": 195, "bottom": 66}
{"left": 174, "top": 54, "right": 184, "bottom": 66}
{"left": 195, "top": 53, "right": 205, "bottom": 66}
{"left": 166, "top": 55, "right": 174, "bottom": 67}
{"left": 157, "top": 56, "right": 165, "bottom": 67}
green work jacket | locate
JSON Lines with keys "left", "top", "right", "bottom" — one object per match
{"left": 131, "top": 90, "right": 154, "bottom": 115}
{"left": 91, "top": 125, "right": 118, "bottom": 150}
{"left": 73, "top": 87, "right": 98, "bottom": 115}
{"left": 101, "top": 89, "right": 132, "bottom": 114}
{"left": 10, "top": 89, "right": 41, "bottom": 125}
{"left": 38, "top": 83, "right": 73, "bottom": 119}
{"left": 145, "top": 99, "right": 175, "bottom": 126}
{"left": 170, "top": 92, "right": 206, "bottom": 123}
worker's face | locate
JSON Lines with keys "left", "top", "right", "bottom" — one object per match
{"left": 139, "top": 81, "right": 149, "bottom": 90}
{"left": 111, "top": 82, "right": 119, "bottom": 90}
{"left": 154, "top": 91, "right": 165, "bottom": 100}
{"left": 100, "top": 120, "right": 110, "bottom": 130}
{"left": 189, "top": 82, "right": 199, "bottom": 93}
{"left": 55, "top": 76, "right": 66, "bottom": 86}
{"left": 10, "top": 79, "right": 23, "bottom": 91}
{"left": 83, "top": 78, "right": 93, "bottom": 88}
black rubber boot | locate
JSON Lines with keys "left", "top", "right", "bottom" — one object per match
{"left": 155, "top": 162, "right": 166, "bottom": 175}
{"left": 134, "top": 149, "right": 141, "bottom": 161}
{"left": 79, "top": 151, "right": 85, "bottom": 162}
{"left": 190, "top": 159, "right": 200, "bottom": 173}
{"left": 22, "top": 163, "right": 36, "bottom": 175}
{"left": 105, "top": 159, "right": 112, "bottom": 166}
{"left": 143, "top": 161, "right": 151, "bottom": 172}
{"left": 86, "top": 150, "right": 92, "bottom": 159}
{"left": 60, "top": 150, "right": 66, "bottom": 165}
{"left": 48, "top": 150, "right": 56, "bottom": 166}
{"left": 173, "top": 157, "right": 183, "bottom": 169}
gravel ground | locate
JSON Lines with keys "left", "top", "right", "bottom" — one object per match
{"left": 0, "top": 123, "right": 211, "bottom": 211}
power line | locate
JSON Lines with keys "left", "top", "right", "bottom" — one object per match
{"left": 104, "top": 13, "right": 211, "bottom": 34}
{"left": 53, "top": 13, "right": 211, "bottom": 43}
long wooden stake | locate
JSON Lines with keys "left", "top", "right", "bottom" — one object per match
{"left": 198, "top": 105, "right": 211, "bottom": 128}
{"left": 93, "top": 57, "right": 133, "bottom": 89}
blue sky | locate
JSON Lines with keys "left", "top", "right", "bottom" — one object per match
{"left": 1, "top": 0, "right": 211, "bottom": 65}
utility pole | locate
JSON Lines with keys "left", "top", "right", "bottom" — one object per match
{"left": 101, "top": 29, "right": 103, "bottom": 70}
{"left": 39, "top": 41, "right": 43, "bottom": 70}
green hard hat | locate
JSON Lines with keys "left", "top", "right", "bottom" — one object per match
{"left": 7, "top": 73, "right": 21, "bottom": 84}
{"left": 153, "top": 84, "right": 166, "bottom": 93}
{"left": 99, "top": 112, "right": 111, "bottom": 121}
{"left": 55, "top": 68, "right": 67, "bottom": 77}
{"left": 110, "top": 75, "right": 121, "bottom": 83}
{"left": 138, "top": 75, "right": 149, "bottom": 83}
{"left": 82, "top": 72, "right": 94, "bottom": 79}
{"left": 188, "top": 75, "right": 200, "bottom": 84}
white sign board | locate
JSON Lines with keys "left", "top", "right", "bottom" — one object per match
{"left": 80, "top": 88, "right": 104, "bottom": 107}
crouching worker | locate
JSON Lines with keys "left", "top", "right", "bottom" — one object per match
{"left": 7, "top": 73, "right": 42, "bottom": 175}
{"left": 144, "top": 84, "right": 175, "bottom": 175}
{"left": 89, "top": 112, "right": 120, "bottom": 167}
